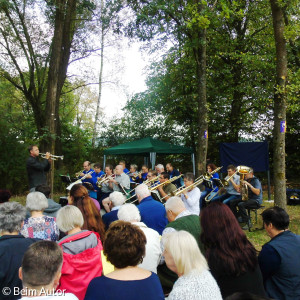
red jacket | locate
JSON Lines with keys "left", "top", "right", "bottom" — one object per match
{"left": 57, "top": 231, "right": 103, "bottom": 300}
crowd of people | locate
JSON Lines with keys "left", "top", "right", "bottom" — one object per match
{"left": 0, "top": 145, "right": 299, "bottom": 299}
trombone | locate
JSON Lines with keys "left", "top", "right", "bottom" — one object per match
{"left": 149, "top": 175, "right": 183, "bottom": 191}
{"left": 40, "top": 153, "right": 64, "bottom": 160}
{"left": 171, "top": 176, "right": 204, "bottom": 197}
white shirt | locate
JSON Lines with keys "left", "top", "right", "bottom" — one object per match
{"left": 181, "top": 187, "right": 201, "bottom": 215}
{"left": 132, "top": 221, "right": 162, "bottom": 273}
{"left": 22, "top": 293, "right": 78, "bottom": 300}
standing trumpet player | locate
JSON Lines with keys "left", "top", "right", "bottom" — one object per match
{"left": 26, "top": 145, "right": 51, "bottom": 191}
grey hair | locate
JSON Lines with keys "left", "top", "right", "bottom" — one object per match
{"left": 118, "top": 204, "right": 141, "bottom": 222}
{"left": 26, "top": 192, "right": 48, "bottom": 211}
{"left": 130, "top": 164, "right": 138, "bottom": 171}
{"left": 135, "top": 184, "right": 151, "bottom": 200}
{"left": 0, "top": 202, "right": 26, "bottom": 233}
{"left": 56, "top": 206, "right": 84, "bottom": 233}
{"left": 165, "top": 196, "right": 185, "bottom": 214}
{"left": 109, "top": 191, "right": 126, "bottom": 207}
{"left": 156, "top": 164, "right": 164, "bottom": 171}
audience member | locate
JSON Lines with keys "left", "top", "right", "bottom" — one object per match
{"left": 84, "top": 221, "right": 164, "bottom": 300}
{"left": 21, "top": 192, "right": 59, "bottom": 241}
{"left": 35, "top": 184, "right": 61, "bottom": 217}
{"left": 102, "top": 191, "right": 126, "bottom": 229}
{"left": 0, "top": 202, "right": 40, "bottom": 299}
{"left": 118, "top": 204, "right": 161, "bottom": 273}
{"left": 56, "top": 205, "right": 103, "bottom": 300}
{"left": 19, "top": 240, "right": 78, "bottom": 299}
{"left": 0, "top": 189, "right": 12, "bottom": 203}
{"left": 200, "top": 202, "right": 265, "bottom": 298}
{"left": 68, "top": 184, "right": 105, "bottom": 242}
{"left": 135, "top": 184, "right": 168, "bottom": 235}
{"left": 162, "top": 230, "right": 222, "bottom": 300}
{"left": 258, "top": 207, "right": 300, "bottom": 300}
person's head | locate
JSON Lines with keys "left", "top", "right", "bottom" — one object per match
{"left": 165, "top": 196, "right": 186, "bottom": 222}
{"left": 183, "top": 172, "right": 195, "bottom": 187}
{"left": 28, "top": 145, "right": 39, "bottom": 157}
{"left": 147, "top": 170, "right": 157, "bottom": 180}
{"left": 104, "top": 221, "right": 146, "bottom": 268}
{"left": 227, "top": 164, "right": 236, "bottom": 176}
{"left": 207, "top": 163, "right": 217, "bottom": 173}
{"left": 26, "top": 192, "right": 48, "bottom": 212}
{"left": 119, "top": 160, "right": 126, "bottom": 170}
{"left": 0, "top": 202, "right": 26, "bottom": 235}
{"left": 56, "top": 205, "right": 84, "bottom": 233}
{"left": 159, "top": 172, "right": 170, "bottom": 183}
{"left": 141, "top": 165, "right": 149, "bottom": 174}
{"left": 162, "top": 230, "right": 208, "bottom": 276}
{"left": 130, "top": 164, "right": 138, "bottom": 173}
{"left": 200, "top": 202, "right": 257, "bottom": 275}
{"left": 94, "top": 163, "right": 102, "bottom": 174}
{"left": 244, "top": 167, "right": 254, "bottom": 180}
{"left": 166, "top": 163, "right": 173, "bottom": 172}
{"left": 135, "top": 184, "right": 151, "bottom": 202}
{"left": 35, "top": 185, "right": 51, "bottom": 198}
{"left": 83, "top": 161, "right": 91, "bottom": 171}
{"left": 261, "top": 206, "right": 289, "bottom": 237}
{"left": 20, "top": 241, "right": 63, "bottom": 292}
{"left": 0, "top": 189, "right": 12, "bottom": 204}
{"left": 115, "top": 165, "right": 124, "bottom": 175}
{"left": 105, "top": 164, "right": 113, "bottom": 175}
{"left": 118, "top": 204, "right": 141, "bottom": 222}
{"left": 68, "top": 184, "right": 89, "bottom": 205}
{"left": 109, "top": 191, "right": 126, "bottom": 207}
{"left": 155, "top": 164, "right": 164, "bottom": 173}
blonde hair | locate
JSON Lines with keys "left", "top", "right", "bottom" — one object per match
{"left": 56, "top": 205, "right": 84, "bottom": 233}
{"left": 162, "top": 230, "right": 208, "bottom": 275}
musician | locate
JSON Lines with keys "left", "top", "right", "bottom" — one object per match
{"left": 211, "top": 164, "right": 240, "bottom": 205}
{"left": 79, "top": 161, "right": 94, "bottom": 185}
{"left": 181, "top": 173, "right": 201, "bottom": 215}
{"left": 98, "top": 164, "right": 114, "bottom": 203}
{"left": 129, "top": 164, "right": 139, "bottom": 182}
{"left": 119, "top": 160, "right": 129, "bottom": 174}
{"left": 157, "top": 172, "right": 177, "bottom": 201}
{"left": 26, "top": 145, "right": 51, "bottom": 191}
{"left": 146, "top": 170, "right": 159, "bottom": 187}
{"left": 108, "top": 165, "right": 130, "bottom": 192}
{"left": 155, "top": 164, "right": 164, "bottom": 175}
{"left": 137, "top": 165, "right": 149, "bottom": 183}
{"left": 231, "top": 168, "right": 262, "bottom": 229}
{"left": 166, "top": 163, "right": 182, "bottom": 188}
{"left": 94, "top": 163, "right": 105, "bottom": 179}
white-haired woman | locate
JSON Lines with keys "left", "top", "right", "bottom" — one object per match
{"left": 102, "top": 191, "right": 126, "bottom": 230}
{"left": 56, "top": 205, "right": 103, "bottom": 300}
{"left": 163, "top": 231, "right": 222, "bottom": 300}
{"left": 118, "top": 204, "right": 161, "bottom": 273}
{"left": 21, "top": 192, "right": 59, "bottom": 241}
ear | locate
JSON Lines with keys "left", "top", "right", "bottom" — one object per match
{"left": 53, "top": 270, "right": 62, "bottom": 289}
{"left": 19, "top": 267, "right": 23, "bottom": 281}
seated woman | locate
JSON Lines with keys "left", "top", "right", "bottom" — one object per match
{"left": 56, "top": 205, "right": 103, "bottom": 300}
{"left": 68, "top": 184, "right": 105, "bottom": 242}
{"left": 84, "top": 221, "right": 164, "bottom": 300}
{"left": 162, "top": 230, "right": 222, "bottom": 300}
{"left": 200, "top": 202, "right": 266, "bottom": 298}
{"left": 21, "top": 192, "right": 59, "bottom": 241}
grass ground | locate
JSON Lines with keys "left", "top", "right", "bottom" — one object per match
{"left": 10, "top": 192, "right": 300, "bottom": 252}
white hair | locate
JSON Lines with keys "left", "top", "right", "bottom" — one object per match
{"left": 156, "top": 164, "right": 164, "bottom": 171}
{"left": 118, "top": 204, "right": 141, "bottom": 222}
{"left": 26, "top": 192, "right": 48, "bottom": 211}
{"left": 0, "top": 202, "right": 26, "bottom": 233}
{"left": 162, "top": 230, "right": 208, "bottom": 275}
{"left": 135, "top": 184, "right": 151, "bottom": 200}
{"left": 56, "top": 206, "right": 84, "bottom": 233}
{"left": 109, "top": 191, "right": 126, "bottom": 207}
{"left": 165, "top": 196, "right": 185, "bottom": 214}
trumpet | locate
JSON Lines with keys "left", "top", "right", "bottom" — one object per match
{"left": 40, "top": 153, "right": 64, "bottom": 160}
{"left": 97, "top": 174, "right": 115, "bottom": 188}
{"left": 132, "top": 171, "right": 142, "bottom": 181}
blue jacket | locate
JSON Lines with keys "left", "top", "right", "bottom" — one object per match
{"left": 137, "top": 196, "right": 168, "bottom": 235}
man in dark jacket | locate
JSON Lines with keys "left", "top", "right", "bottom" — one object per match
{"left": 258, "top": 207, "right": 300, "bottom": 300}
{"left": 26, "top": 145, "right": 50, "bottom": 191}
{"left": 0, "top": 202, "right": 40, "bottom": 299}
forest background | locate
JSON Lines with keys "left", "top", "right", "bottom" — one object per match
{"left": 0, "top": 0, "right": 299, "bottom": 208}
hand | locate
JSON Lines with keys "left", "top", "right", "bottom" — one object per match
{"left": 157, "top": 185, "right": 163, "bottom": 192}
{"left": 80, "top": 173, "right": 85, "bottom": 177}
{"left": 86, "top": 174, "right": 92, "bottom": 179}
{"left": 45, "top": 152, "right": 51, "bottom": 160}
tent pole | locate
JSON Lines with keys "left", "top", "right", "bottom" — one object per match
{"left": 103, "top": 155, "right": 106, "bottom": 170}
{"left": 192, "top": 153, "right": 196, "bottom": 175}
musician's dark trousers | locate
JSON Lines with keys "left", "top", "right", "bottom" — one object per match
{"left": 230, "top": 199, "right": 259, "bottom": 222}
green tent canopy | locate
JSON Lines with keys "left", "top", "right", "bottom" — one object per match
{"left": 103, "top": 137, "right": 195, "bottom": 173}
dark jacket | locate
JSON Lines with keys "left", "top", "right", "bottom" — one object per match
{"left": 0, "top": 235, "right": 40, "bottom": 299}
{"left": 26, "top": 156, "right": 50, "bottom": 189}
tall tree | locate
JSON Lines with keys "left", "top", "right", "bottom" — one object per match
{"left": 269, "top": 0, "right": 288, "bottom": 208}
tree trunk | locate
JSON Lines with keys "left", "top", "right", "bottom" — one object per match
{"left": 270, "top": 0, "right": 287, "bottom": 208}
{"left": 195, "top": 28, "right": 208, "bottom": 176}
